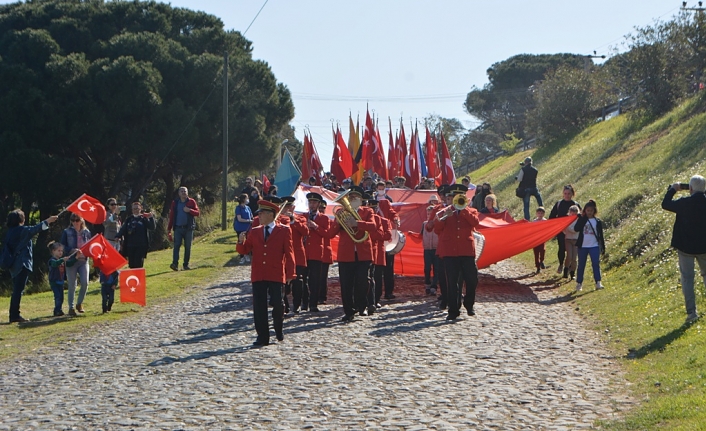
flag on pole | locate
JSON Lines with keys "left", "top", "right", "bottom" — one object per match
{"left": 262, "top": 174, "right": 271, "bottom": 193}
{"left": 119, "top": 268, "right": 146, "bottom": 306}
{"left": 274, "top": 148, "right": 302, "bottom": 197}
{"left": 360, "top": 109, "right": 375, "bottom": 172}
{"left": 66, "top": 193, "right": 106, "bottom": 225}
{"left": 331, "top": 126, "right": 354, "bottom": 181}
{"left": 416, "top": 124, "right": 428, "bottom": 178}
{"left": 387, "top": 117, "right": 397, "bottom": 180}
{"left": 348, "top": 115, "right": 363, "bottom": 185}
{"left": 373, "top": 120, "right": 387, "bottom": 179}
{"left": 399, "top": 121, "right": 409, "bottom": 184}
{"left": 302, "top": 133, "right": 323, "bottom": 184}
{"left": 79, "top": 234, "right": 127, "bottom": 275}
{"left": 425, "top": 126, "right": 439, "bottom": 185}
{"left": 440, "top": 129, "right": 456, "bottom": 185}
{"left": 407, "top": 124, "right": 420, "bottom": 188}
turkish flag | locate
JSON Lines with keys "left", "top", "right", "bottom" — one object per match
{"left": 373, "top": 121, "right": 387, "bottom": 179}
{"left": 361, "top": 109, "right": 375, "bottom": 172}
{"left": 303, "top": 133, "right": 323, "bottom": 184}
{"left": 407, "top": 126, "right": 420, "bottom": 188}
{"left": 302, "top": 134, "right": 312, "bottom": 182}
{"left": 119, "top": 268, "right": 146, "bottom": 306}
{"left": 79, "top": 234, "right": 127, "bottom": 274}
{"left": 262, "top": 174, "right": 271, "bottom": 192}
{"left": 66, "top": 193, "right": 106, "bottom": 225}
{"left": 387, "top": 118, "right": 397, "bottom": 179}
{"left": 398, "top": 122, "right": 409, "bottom": 183}
{"left": 440, "top": 130, "right": 456, "bottom": 185}
{"left": 425, "top": 126, "right": 439, "bottom": 183}
{"left": 331, "top": 126, "right": 354, "bottom": 181}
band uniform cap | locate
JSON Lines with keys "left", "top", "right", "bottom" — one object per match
{"left": 362, "top": 192, "right": 372, "bottom": 201}
{"left": 447, "top": 184, "right": 468, "bottom": 196}
{"left": 306, "top": 192, "right": 324, "bottom": 202}
{"left": 368, "top": 199, "right": 379, "bottom": 207}
{"left": 281, "top": 196, "right": 295, "bottom": 204}
{"left": 257, "top": 200, "right": 280, "bottom": 213}
{"left": 263, "top": 196, "right": 283, "bottom": 204}
{"left": 437, "top": 185, "right": 449, "bottom": 196}
{"left": 348, "top": 185, "right": 365, "bottom": 196}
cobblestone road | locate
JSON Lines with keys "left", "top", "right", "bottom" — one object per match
{"left": 0, "top": 260, "right": 633, "bottom": 430}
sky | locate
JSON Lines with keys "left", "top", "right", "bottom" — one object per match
{"left": 2, "top": 0, "right": 686, "bottom": 166}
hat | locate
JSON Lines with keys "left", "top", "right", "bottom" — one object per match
{"left": 428, "top": 195, "right": 439, "bottom": 203}
{"left": 306, "top": 192, "right": 323, "bottom": 202}
{"left": 281, "top": 196, "right": 295, "bottom": 205}
{"left": 257, "top": 200, "right": 280, "bottom": 213}
{"left": 437, "top": 185, "right": 449, "bottom": 196}
{"left": 263, "top": 196, "right": 283, "bottom": 204}
{"left": 342, "top": 178, "right": 352, "bottom": 184}
{"left": 362, "top": 192, "right": 372, "bottom": 201}
{"left": 446, "top": 184, "right": 468, "bottom": 196}
{"left": 348, "top": 185, "right": 365, "bottom": 196}
{"left": 368, "top": 199, "right": 379, "bottom": 207}
{"left": 319, "top": 200, "right": 327, "bottom": 208}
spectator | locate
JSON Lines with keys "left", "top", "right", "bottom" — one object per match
{"left": 394, "top": 176, "right": 410, "bottom": 189}
{"left": 461, "top": 176, "right": 476, "bottom": 192}
{"left": 480, "top": 194, "right": 499, "bottom": 214}
{"left": 422, "top": 205, "right": 440, "bottom": 296}
{"left": 167, "top": 187, "right": 200, "bottom": 271}
{"left": 4, "top": 210, "right": 59, "bottom": 323}
{"left": 532, "top": 207, "right": 547, "bottom": 274}
{"left": 234, "top": 194, "right": 254, "bottom": 264}
{"left": 103, "top": 198, "right": 123, "bottom": 252}
{"left": 516, "top": 157, "right": 543, "bottom": 220}
{"left": 249, "top": 179, "right": 262, "bottom": 214}
{"left": 308, "top": 176, "right": 317, "bottom": 186}
{"left": 47, "top": 241, "right": 77, "bottom": 317}
{"left": 661, "top": 175, "right": 706, "bottom": 323}
{"left": 60, "top": 214, "right": 92, "bottom": 316}
{"left": 549, "top": 184, "right": 581, "bottom": 277}
{"left": 362, "top": 176, "right": 374, "bottom": 192}
{"left": 115, "top": 201, "right": 156, "bottom": 269}
{"left": 267, "top": 185, "right": 278, "bottom": 196}
{"left": 472, "top": 183, "right": 492, "bottom": 210}
{"left": 573, "top": 200, "right": 606, "bottom": 292}
{"left": 562, "top": 205, "right": 581, "bottom": 280}
{"left": 100, "top": 269, "right": 119, "bottom": 313}
{"left": 374, "top": 181, "right": 393, "bottom": 202}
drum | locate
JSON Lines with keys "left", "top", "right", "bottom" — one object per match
{"left": 384, "top": 229, "right": 406, "bottom": 255}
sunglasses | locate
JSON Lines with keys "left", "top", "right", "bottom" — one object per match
{"left": 71, "top": 219, "right": 81, "bottom": 222}
{"left": 109, "top": 203, "right": 117, "bottom": 206}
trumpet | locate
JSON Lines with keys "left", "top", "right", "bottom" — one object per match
{"left": 437, "top": 194, "right": 469, "bottom": 221}
{"left": 333, "top": 190, "right": 369, "bottom": 243}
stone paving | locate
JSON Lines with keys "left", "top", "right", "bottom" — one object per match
{"left": 0, "top": 259, "right": 633, "bottom": 430}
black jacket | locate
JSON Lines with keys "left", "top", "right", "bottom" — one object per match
{"left": 661, "top": 187, "right": 706, "bottom": 254}
{"left": 574, "top": 216, "right": 605, "bottom": 253}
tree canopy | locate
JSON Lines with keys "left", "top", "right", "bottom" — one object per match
{"left": 0, "top": 0, "right": 294, "bottom": 218}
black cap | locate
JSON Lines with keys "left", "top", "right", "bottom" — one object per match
{"left": 281, "top": 196, "right": 295, "bottom": 204}
{"left": 437, "top": 185, "right": 449, "bottom": 196}
{"left": 446, "top": 184, "right": 468, "bottom": 196}
{"left": 306, "top": 192, "right": 323, "bottom": 202}
{"left": 263, "top": 196, "right": 283, "bottom": 204}
{"left": 348, "top": 185, "right": 365, "bottom": 196}
{"left": 362, "top": 192, "right": 372, "bottom": 201}
{"left": 368, "top": 199, "right": 379, "bottom": 207}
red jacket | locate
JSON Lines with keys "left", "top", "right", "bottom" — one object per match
{"left": 287, "top": 214, "right": 309, "bottom": 266}
{"left": 433, "top": 206, "right": 480, "bottom": 258}
{"left": 426, "top": 203, "right": 446, "bottom": 256}
{"left": 377, "top": 199, "right": 399, "bottom": 227}
{"left": 326, "top": 206, "right": 381, "bottom": 262}
{"left": 370, "top": 214, "right": 392, "bottom": 266}
{"left": 236, "top": 223, "right": 295, "bottom": 283}
{"left": 304, "top": 212, "right": 330, "bottom": 262}
{"left": 167, "top": 197, "right": 200, "bottom": 231}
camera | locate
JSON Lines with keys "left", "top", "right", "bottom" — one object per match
{"left": 679, "top": 183, "right": 690, "bottom": 190}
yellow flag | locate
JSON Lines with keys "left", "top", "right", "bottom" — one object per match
{"left": 348, "top": 115, "right": 363, "bottom": 184}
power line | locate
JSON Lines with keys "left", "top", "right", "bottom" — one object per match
{"left": 242, "top": 0, "right": 269, "bottom": 36}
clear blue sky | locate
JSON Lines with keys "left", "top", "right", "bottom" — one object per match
{"left": 2, "top": 0, "right": 685, "bottom": 166}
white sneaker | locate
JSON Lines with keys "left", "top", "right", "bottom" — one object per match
{"left": 575, "top": 283, "right": 583, "bottom": 292}
{"left": 557, "top": 265, "right": 564, "bottom": 274}
{"left": 686, "top": 313, "right": 699, "bottom": 324}
{"left": 595, "top": 281, "right": 605, "bottom": 290}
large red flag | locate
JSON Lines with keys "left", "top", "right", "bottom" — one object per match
{"left": 373, "top": 120, "right": 387, "bottom": 179}
{"left": 302, "top": 133, "right": 323, "bottom": 184}
{"left": 66, "top": 193, "right": 106, "bottom": 225}
{"left": 425, "top": 126, "right": 439, "bottom": 184}
{"left": 79, "top": 234, "right": 127, "bottom": 275}
{"left": 119, "top": 268, "right": 146, "bottom": 306}
{"left": 361, "top": 109, "right": 375, "bottom": 171}
{"left": 387, "top": 118, "right": 397, "bottom": 180}
{"left": 407, "top": 125, "right": 420, "bottom": 188}
{"left": 302, "top": 133, "right": 312, "bottom": 183}
{"left": 398, "top": 122, "right": 409, "bottom": 184}
{"left": 440, "top": 130, "right": 456, "bottom": 185}
{"left": 331, "top": 126, "right": 354, "bottom": 181}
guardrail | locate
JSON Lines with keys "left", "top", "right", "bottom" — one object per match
{"left": 455, "top": 137, "right": 535, "bottom": 177}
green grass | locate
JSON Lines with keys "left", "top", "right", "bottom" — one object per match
{"left": 471, "top": 92, "right": 706, "bottom": 430}
{"left": 0, "top": 210, "right": 241, "bottom": 362}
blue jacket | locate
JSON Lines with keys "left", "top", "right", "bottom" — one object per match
{"left": 6, "top": 221, "right": 49, "bottom": 277}
{"left": 60, "top": 226, "right": 92, "bottom": 257}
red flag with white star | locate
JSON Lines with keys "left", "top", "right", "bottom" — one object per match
{"left": 79, "top": 234, "right": 127, "bottom": 275}
{"left": 119, "top": 268, "right": 146, "bottom": 306}
{"left": 66, "top": 193, "right": 107, "bottom": 225}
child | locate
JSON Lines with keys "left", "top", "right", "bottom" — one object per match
{"left": 562, "top": 205, "right": 581, "bottom": 280}
{"left": 100, "top": 270, "right": 119, "bottom": 313}
{"left": 47, "top": 242, "right": 77, "bottom": 317}
{"left": 573, "top": 200, "right": 606, "bottom": 291}
{"left": 422, "top": 205, "right": 440, "bottom": 296}
{"left": 532, "top": 207, "right": 547, "bottom": 274}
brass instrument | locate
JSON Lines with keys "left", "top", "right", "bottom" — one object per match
{"left": 333, "top": 189, "right": 369, "bottom": 243}
{"left": 437, "top": 193, "right": 470, "bottom": 221}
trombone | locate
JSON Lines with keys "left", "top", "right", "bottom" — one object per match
{"left": 437, "top": 194, "right": 469, "bottom": 221}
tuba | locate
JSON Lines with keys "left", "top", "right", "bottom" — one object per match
{"left": 333, "top": 190, "right": 369, "bottom": 243}
{"left": 437, "top": 193, "right": 470, "bottom": 220}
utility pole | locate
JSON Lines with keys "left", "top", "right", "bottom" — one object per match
{"left": 582, "top": 52, "right": 606, "bottom": 73}
{"left": 221, "top": 51, "right": 228, "bottom": 231}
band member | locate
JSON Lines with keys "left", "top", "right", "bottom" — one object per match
{"left": 281, "top": 196, "right": 310, "bottom": 313}
{"left": 426, "top": 185, "right": 450, "bottom": 309}
{"left": 236, "top": 200, "right": 295, "bottom": 346}
{"left": 304, "top": 192, "right": 330, "bottom": 312}
{"left": 319, "top": 201, "right": 332, "bottom": 304}
{"left": 433, "top": 184, "right": 480, "bottom": 321}
{"left": 326, "top": 186, "right": 382, "bottom": 321}
{"left": 377, "top": 198, "right": 399, "bottom": 300}
{"left": 367, "top": 198, "right": 391, "bottom": 310}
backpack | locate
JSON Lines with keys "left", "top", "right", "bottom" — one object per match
{"left": 0, "top": 243, "right": 15, "bottom": 270}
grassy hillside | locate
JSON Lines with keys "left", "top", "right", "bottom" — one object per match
{"left": 471, "top": 93, "right": 706, "bottom": 430}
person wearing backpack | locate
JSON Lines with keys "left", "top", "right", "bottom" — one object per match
{"left": 3, "top": 209, "right": 59, "bottom": 323}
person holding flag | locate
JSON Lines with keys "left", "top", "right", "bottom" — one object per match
{"left": 60, "top": 214, "right": 92, "bottom": 316}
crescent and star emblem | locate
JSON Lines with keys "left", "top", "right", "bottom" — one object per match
{"left": 126, "top": 275, "right": 140, "bottom": 292}
{"left": 77, "top": 199, "right": 96, "bottom": 212}
{"left": 89, "top": 242, "right": 105, "bottom": 258}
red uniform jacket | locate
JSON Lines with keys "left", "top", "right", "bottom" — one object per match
{"left": 326, "top": 206, "right": 381, "bottom": 262}
{"left": 322, "top": 220, "right": 333, "bottom": 264}
{"left": 426, "top": 203, "right": 447, "bottom": 256}
{"left": 369, "top": 214, "right": 392, "bottom": 266}
{"left": 377, "top": 199, "right": 399, "bottom": 227}
{"left": 285, "top": 214, "right": 309, "bottom": 266}
{"left": 304, "top": 212, "right": 330, "bottom": 262}
{"left": 236, "top": 223, "right": 295, "bottom": 283}
{"left": 433, "top": 206, "right": 480, "bottom": 258}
